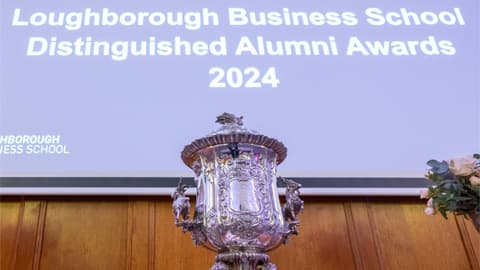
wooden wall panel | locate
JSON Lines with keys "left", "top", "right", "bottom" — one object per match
{"left": 269, "top": 200, "right": 356, "bottom": 270}
{"left": 368, "top": 199, "right": 471, "bottom": 270}
{"left": 466, "top": 220, "right": 480, "bottom": 261}
{"left": 128, "top": 201, "right": 150, "bottom": 270}
{"left": 457, "top": 216, "right": 480, "bottom": 270}
{"left": 16, "top": 200, "right": 44, "bottom": 270}
{"left": 154, "top": 199, "right": 215, "bottom": 269}
{"left": 0, "top": 200, "right": 22, "bottom": 269}
{"left": 0, "top": 199, "right": 43, "bottom": 270}
{"left": 0, "top": 196, "right": 478, "bottom": 270}
{"left": 466, "top": 220, "right": 480, "bottom": 268}
{"left": 347, "top": 201, "right": 382, "bottom": 270}
{"left": 39, "top": 200, "right": 128, "bottom": 270}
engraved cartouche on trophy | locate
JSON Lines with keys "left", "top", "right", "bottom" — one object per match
{"left": 172, "top": 113, "right": 303, "bottom": 270}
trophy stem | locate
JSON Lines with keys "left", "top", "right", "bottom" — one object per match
{"left": 210, "top": 251, "right": 276, "bottom": 270}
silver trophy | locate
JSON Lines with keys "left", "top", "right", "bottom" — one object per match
{"left": 173, "top": 113, "right": 303, "bottom": 270}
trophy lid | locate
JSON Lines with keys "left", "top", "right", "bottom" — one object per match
{"left": 181, "top": 113, "right": 287, "bottom": 168}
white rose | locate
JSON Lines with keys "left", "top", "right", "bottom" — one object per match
{"left": 448, "top": 157, "right": 477, "bottom": 176}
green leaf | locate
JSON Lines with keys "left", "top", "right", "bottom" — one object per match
{"left": 453, "top": 196, "right": 472, "bottom": 201}
{"left": 448, "top": 201, "right": 458, "bottom": 211}
{"left": 439, "top": 209, "right": 448, "bottom": 219}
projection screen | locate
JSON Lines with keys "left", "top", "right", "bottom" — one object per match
{"left": 0, "top": 0, "right": 478, "bottom": 194}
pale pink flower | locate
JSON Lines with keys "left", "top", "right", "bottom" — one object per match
{"left": 420, "top": 189, "right": 430, "bottom": 199}
{"left": 424, "top": 207, "right": 436, "bottom": 216}
{"left": 448, "top": 156, "right": 477, "bottom": 176}
{"left": 469, "top": 175, "right": 480, "bottom": 186}
{"left": 427, "top": 198, "right": 434, "bottom": 207}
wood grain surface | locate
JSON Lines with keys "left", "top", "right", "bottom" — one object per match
{"left": 0, "top": 196, "right": 478, "bottom": 270}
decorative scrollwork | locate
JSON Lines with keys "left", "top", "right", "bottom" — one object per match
{"left": 216, "top": 151, "right": 274, "bottom": 230}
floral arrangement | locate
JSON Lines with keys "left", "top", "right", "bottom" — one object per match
{"left": 421, "top": 154, "right": 480, "bottom": 231}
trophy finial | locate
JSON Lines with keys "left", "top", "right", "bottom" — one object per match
{"left": 216, "top": 113, "right": 243, "bottom": 126}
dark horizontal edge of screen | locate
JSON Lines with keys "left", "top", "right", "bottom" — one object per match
{"left": 0, "top": 177, "right": 428, "bottom": 188}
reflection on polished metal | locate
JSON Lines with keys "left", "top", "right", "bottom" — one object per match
{"left": 173, "top": 113, "right": 304, "bottom": 270}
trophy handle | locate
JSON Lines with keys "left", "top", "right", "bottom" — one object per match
{"left": 279, "top": 177, "right": 304, "bottom": 243}
{"left": 172, "top": 178, "right": 207, "bottom": 245}
{"left": 172, "top": 178, "right": 191, "bottom": 229}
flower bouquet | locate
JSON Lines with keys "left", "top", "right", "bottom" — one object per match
{"left": 421, "top": 154, "right": 480, "bottom": 232}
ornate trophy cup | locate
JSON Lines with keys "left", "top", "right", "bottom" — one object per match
{"left": 172, "top": 113, "right": 304, "bottom": 270}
